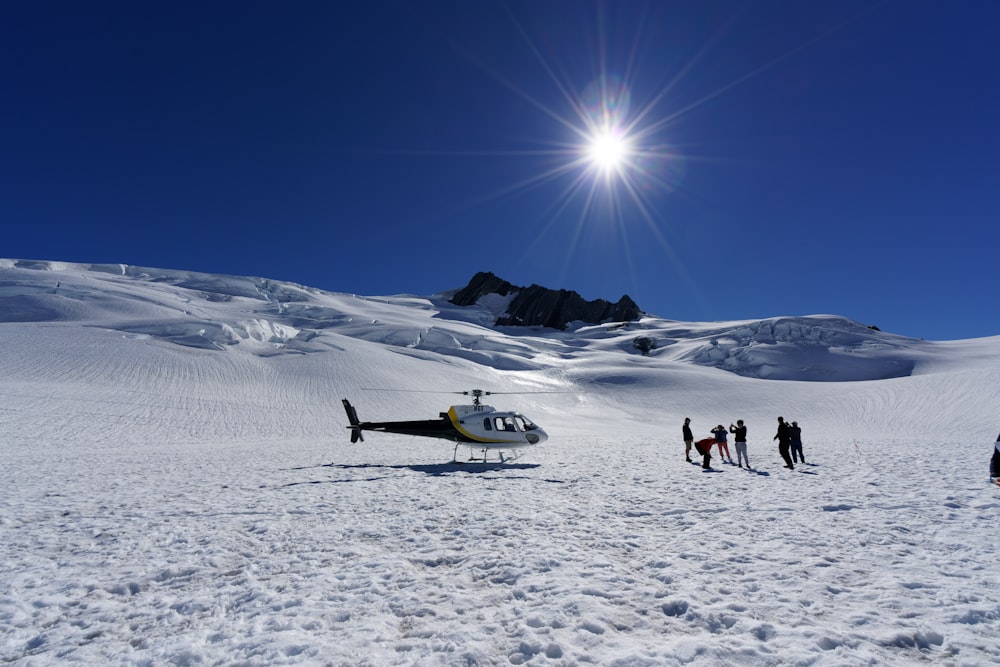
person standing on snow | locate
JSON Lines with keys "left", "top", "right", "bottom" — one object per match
{"left": 789, "top": 421, "right": 805, "bottom": 464}
{"left": 991, "top": 433, "right": 1000, "bottom": 487}
{"left": 730, "top": 420, "right": 750, "bottom": 469}
{"left": 683, "top": 417, "right": 694, "bottom": 463}
{"left": 711, "top": 424, "right": 732, "bottom": 463}
{"left": 774, "top": 416, "right": 794, "bottom": 469}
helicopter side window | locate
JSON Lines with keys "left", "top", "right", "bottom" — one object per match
{"left": 496, "top": 417, "right": 517, "bottom": 431}
{"left": 483, "top": 418, "right": 492, "bottom": 431}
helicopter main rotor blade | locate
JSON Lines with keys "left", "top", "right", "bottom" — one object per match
{"left": 360, "top": 387, "right": 569, "bottom": 396}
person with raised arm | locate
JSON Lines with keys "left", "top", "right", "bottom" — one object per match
{"left": 730, "top": 419, "right": 750, "bottom": 469}
{"left": 711, "top": 424, "right": 733, "bottom": 463}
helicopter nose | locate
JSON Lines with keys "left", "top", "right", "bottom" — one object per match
{"left": 525, "top": 429, "right": 548, "bottom": 445}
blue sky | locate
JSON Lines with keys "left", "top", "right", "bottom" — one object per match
{"left": 3, "top": 1, "right": 998, "bottom": 341}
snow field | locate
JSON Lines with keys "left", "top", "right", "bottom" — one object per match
{"left": 3, "top": 434, "right": 999, "bottom": 665}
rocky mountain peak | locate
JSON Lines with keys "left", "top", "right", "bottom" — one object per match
{"left": 448, "top": 271, "right": 641, "bottom": 330}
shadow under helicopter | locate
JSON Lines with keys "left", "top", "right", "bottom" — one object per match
{"left": 282, "top": 461, "right": 561, "bottom": 486}
{"left": 337, "top": 462, "right": 543, "bottom": 476}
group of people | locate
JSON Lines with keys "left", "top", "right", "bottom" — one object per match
{"left": 684, "top": 420, "right": 1000, "bottom": 485}
{"left": 682, "top": 416, "right": 805, "bottom": 471}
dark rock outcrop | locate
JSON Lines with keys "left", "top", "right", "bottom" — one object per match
{"left": 449, "top": 271, "right": 641, "bottom": 330}
{"left": 633, "top": 336, "right": 656, "bottom": 356}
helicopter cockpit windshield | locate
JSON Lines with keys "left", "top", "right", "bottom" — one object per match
{"left": 513, "top": 414, "right": 540, "bottom": 431}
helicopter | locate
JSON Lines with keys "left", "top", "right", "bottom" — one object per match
{"left": 341, "top": 389, "right": 549, "bottom": 463}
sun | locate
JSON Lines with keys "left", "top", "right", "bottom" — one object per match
{"left": 587, "top": 126, "right": 631, "bottom": 174}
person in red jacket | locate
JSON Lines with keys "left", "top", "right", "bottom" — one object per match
{"left": 693, "top": 437, "right": 715, "bottom": 469}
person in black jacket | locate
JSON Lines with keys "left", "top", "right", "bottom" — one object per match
{"left": 789, "top": 421, "right": 804, "bottom": 463}
{"left": 730, "top": 420, "right": 749, "bottom": 469}
{"left": 683, "top": 418, "right": 694, "bottom": 462}
{"left": 991, "top": 433, "right": 1000, "bottom": 486}
{"left": 773, "top": 416, "right": 794, "bottom": 469}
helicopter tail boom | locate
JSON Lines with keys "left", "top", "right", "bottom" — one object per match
{"left": 342, "top": 399, "right": 364, "bottom": 443}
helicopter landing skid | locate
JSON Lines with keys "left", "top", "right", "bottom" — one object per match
{"left": 452, "top": 443, "right": 524, "bottom": 464}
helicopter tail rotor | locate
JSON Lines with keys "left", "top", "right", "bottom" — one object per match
{"left": 342, "top": 399, "right": 364, "bottom": 443}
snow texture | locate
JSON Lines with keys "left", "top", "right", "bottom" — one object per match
{"left": 1, "top": 259, "right": 998, "bottom": 666}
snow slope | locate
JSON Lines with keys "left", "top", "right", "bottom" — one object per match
{"left": 1, "top": 260, "right": 998, "bottom": 666}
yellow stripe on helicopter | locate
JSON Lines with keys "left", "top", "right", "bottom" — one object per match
{"left": 447, "top": 406, "right": 521, "bottom": 444}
